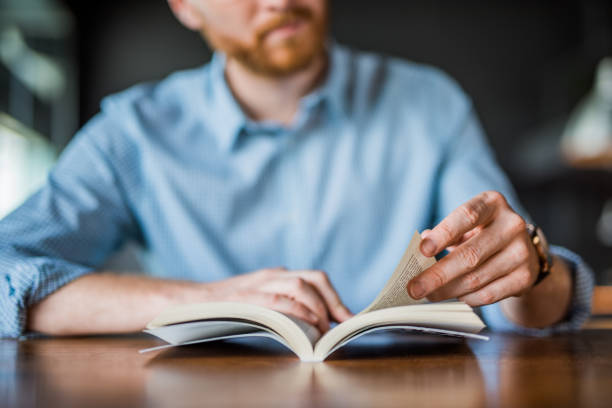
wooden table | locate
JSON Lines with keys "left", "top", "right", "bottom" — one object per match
{"left": 2, "top": 330, "right": 612, "bottom": 408}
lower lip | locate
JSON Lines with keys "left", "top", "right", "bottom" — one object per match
{"left": 267, "top": 20, "right": 305, "bottom": 40}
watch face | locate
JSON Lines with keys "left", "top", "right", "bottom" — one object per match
{"left": 526, "top": 223, "right": 535, "bottom": 236}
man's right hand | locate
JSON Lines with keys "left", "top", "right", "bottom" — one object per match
{"left": 205, "top": 267, "right": 353, "bottom": 333}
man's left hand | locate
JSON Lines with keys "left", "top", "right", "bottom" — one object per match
{"left": 407, "top": 190, "right": 540, "bottom": 306}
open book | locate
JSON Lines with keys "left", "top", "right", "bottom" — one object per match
{"left": 141, "top": 232, "right": 488, "bottom": 361}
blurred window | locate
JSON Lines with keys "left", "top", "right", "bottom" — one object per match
{"left": 0, "top": 112, "right": 56, "bottom": 218}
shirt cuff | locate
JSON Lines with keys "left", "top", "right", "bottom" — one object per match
{"left": 0, "top": 247, "right": 93, "bottom": 339}
{"left": 479, "top": 245, "right": 594, "bottom": 336}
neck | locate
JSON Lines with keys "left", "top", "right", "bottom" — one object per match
{"left": 224, "top": 52, "right": 328, "bottom": 126}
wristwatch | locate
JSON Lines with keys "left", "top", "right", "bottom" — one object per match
{"left": 526, "top": 223, "right": 553, "bottom": 286}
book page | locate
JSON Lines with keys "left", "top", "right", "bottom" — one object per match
{"left": 314, "top": 302, "right": 486, "bottom": 361}
{"left": 284, "top": 315, "right": 321, "bottom": 346}
{"left": 361, "top": 231, "right": 435, "bottom": 314}
{"left": 140, "top": 320, "right": 278, "bottom": 353}
{"left": 143, "top": 302, "right": 317, "bottom": 360}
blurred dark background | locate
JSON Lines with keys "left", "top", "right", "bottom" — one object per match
{"left": 2, "top": 0, "right": 612, "bottom": 282}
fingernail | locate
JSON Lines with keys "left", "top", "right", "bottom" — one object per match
{"left": 420, "top": 238, "right": 436, "bottom": 256}
{"left": 409, "top": 281, "right": 426, "bottom": 299}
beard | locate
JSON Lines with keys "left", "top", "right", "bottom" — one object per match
{"left": 201, "top": 6, "right": 328, "bottom": 77}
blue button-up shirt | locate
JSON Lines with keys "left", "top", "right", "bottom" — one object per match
{"left": 0, "top": 44, "right": 593, "bottom": 338}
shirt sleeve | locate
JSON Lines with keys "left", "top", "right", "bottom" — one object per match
{"left": 0, "top": 117, "right": 139, "bottom": 338}
{"left": 435, "top": 88, "right": 595, "bottom": 333}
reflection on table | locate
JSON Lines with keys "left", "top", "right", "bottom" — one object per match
{"left": 3, "top": 330, "right": 612, "bottom": 407}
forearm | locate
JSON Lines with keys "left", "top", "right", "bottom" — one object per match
{"left": 27, "top": 273, "right": 211, "bottom": 335}
{"left": 500, "top": 255, "right": 572, "bottom": 328}
{"left": 26, "top": 268, "right": 353, "bottom": 336}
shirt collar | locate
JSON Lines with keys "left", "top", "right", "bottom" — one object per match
{"left": 205, "top": 52, "right": 249, "bottom": 152}
{"left": 205, "top": 41, "right": 352, "bottom": 152}
{"left": 307, "top": 40, "right": 352, "bottom": 121}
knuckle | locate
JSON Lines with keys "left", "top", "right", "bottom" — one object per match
{"left": 508, "top": 213, "right": 527, "bottom": 235}
{"left": 437, "top": 222, "right": 455, "bottom": 243}
{"left": 512, "top": 241, "right": 530, "bottom": 263}
{"left": 259, "top": 269, "right": 275, "bottom": 279}
{"left": 460, "top": 203, "right": 481, "bottom": 226}
{"left": 458, "top": 245, "right": 481, "bottom": 269}
{"left": 314, "top": 270, "right": 328, "bottom": 281}
{"left": 429, "top": 268, "right": 447, "bottom": 289}
{"left": 464, "top": 271, "right": 482, "bottom": 291}
{"left": 292, "top": 277, "right": 306, "bottom": 290}
{"left": 463, "top": 297, "right": 479, "bottom": 307}
{"left": 484, "top": 190, "right": 505, "bottom": 206}
{"left": 269, "top": 293, "right": 284, "bottom": 306}
{"left": 478, "top": 290, "right": 495, "bottom": 305}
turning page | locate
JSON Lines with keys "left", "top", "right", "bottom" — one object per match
{"left": 361, "top": 231, "right": 435, "bottom": 313}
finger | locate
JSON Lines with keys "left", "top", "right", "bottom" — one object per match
{"left": 261, "top": 277, "right": 331, "bottom": 332}
{"left": 292, "top": 270, "right": 353, "bottom": 322}
{"left": 427, "top": 237, "right": 530, "bottom": 302}
{"left": 420, "top": 191, "right": 504, "bottom": 257}
{"left": 255, "top": 266, "right": 287, "bottom": 278}
{"left": 445, "top": 226, "right": 484, "bottom": 252}
{"left": 409, "top": 216, "right": 517, "bottom": 299}
{"left": 458, "top": 267, "right": 534, "bottom": 307}
{"left": 249, "top": 267, "right": 288, "bottom": 286}
{"left": 258, "top": 293, "right": 322, "bottom": 329}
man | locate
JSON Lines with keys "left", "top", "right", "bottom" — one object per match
{"left": 0, "top": 0, "right": 593, "bottom": 338}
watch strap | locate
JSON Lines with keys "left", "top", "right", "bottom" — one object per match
{"left": 526, "top": 223, "right": 552, "bottom": 287}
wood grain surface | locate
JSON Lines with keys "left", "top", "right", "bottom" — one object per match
{"left": 2, "top": 330, "right": 612, "bottom": 408}
{"left": 593, "top": 286, "right": 612, "bottom": 315}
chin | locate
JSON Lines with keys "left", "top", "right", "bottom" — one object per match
{"left": 264, "top": 39, "right": 324, "bottom": 74}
